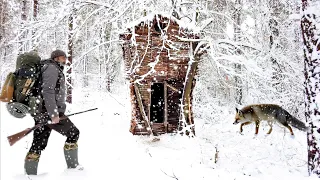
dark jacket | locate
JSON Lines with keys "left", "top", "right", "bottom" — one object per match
{"left": 40, "top": 59, "right": 66, "bottom": 118}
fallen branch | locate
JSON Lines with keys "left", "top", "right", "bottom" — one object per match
{"left": 215, "top": 145, "right": 219, "bottom": 164}
{"left": 161, "top": 169, "right": 179, "bottom": 180}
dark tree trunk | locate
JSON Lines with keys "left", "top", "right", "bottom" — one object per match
{"left": 21, "top": 0, "right": 27, "bottom": 21}
{"left": 67, "top": 12, "right": 74, "bottom": 103}
{"left": 179, "top": 42, "right": 200, "bottom": 137}
{"left": 300, "top": 0, "right": 320, "bottom": 176}
{"left": 33, "top": 0, "right": 38, "bottom": 19}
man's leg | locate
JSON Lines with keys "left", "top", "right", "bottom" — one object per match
{"left": 49, "top": 115, "right": 80, "bottom": 169}
{"left": 25, "top": 114, "right": 52, "bottom": 175}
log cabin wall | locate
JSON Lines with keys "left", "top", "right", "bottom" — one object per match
{"left": 120, "top": 14, "right": 200, "bottom": 135}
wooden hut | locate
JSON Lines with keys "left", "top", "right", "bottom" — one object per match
{"left": 120, "top": 14, "right": 203, "bottom": 136}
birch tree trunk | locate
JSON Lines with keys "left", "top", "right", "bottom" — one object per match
{"left": 300, "top": 0, "right": 320, "bottom": 176}
{"left": 269, "top": 0, "right": 282, "bottom": 90}
{"left": 21, "top": 0, "right": 27, "bottom": 21}
{"left": 0, "top": 0, "right": 7, "bottom": 88}
{"left": 233, "top": 0, "right": 242, "bottom": 105}
{"left": 20, "top": 0, "right": 27, "bottom": 52}
{"left": 31, "top": 0, "right": 38, "bottom": 50}
{"left": 0, "top": 0, "right": 6, "bottom": 42}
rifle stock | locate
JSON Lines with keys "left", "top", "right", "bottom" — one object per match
{"left": 7, "top": 124, "right": 40, "bottom": 146}
{"left": 7, "top": 108, "right": 98, "bottom": 146}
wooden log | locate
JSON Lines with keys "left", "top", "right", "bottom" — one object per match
{"left": 164, "top": 81, "right": 168, "bottom": 132}
{"left": 134, "top": 83, "right": 153, "bottom": 135}
{"left": 180, "top": 42, "right": 198, "bottom": 136}
{"left": 129, "top": 83, "right": 138, "bottom": 133}
{"left": 166, "top": 84, "right": 179, "bottom": 92}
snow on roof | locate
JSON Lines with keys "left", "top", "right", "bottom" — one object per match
{"left": 123, "top": 12, "right": 201, "bottom": 33}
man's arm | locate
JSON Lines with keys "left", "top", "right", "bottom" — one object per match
{"left": 41, "top": 64, "right": 59, "bottom": 119}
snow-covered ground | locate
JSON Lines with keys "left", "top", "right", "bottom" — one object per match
{"left": 0, "top": 89, "right": 318, "bottom": 180}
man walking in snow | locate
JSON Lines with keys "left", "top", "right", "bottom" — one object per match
{"left": 24, "top": 50, "right": 81, "bottom": 175}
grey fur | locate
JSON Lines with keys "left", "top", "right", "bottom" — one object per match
{"left": 276, "top": 107, "right": 308, "bottom": 131}
{"left": 234, "top": 104, "right": 308, "bottom": 135}
{"left": 253, "top": 104, "right": 308, "bottom": 131}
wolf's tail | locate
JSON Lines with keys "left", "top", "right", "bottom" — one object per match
{"left": 284, "top": 109, "right": 308, "bottom": 132}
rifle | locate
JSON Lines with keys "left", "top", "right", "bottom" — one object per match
{"left": 7, "top": 108, "right": 98, "bottom": 146}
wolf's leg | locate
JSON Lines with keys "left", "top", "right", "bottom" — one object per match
{"left": 283, "top": 123, "right": 294, "bottom": 135}
{"left": 277, "top": 111, "right": 295, "bottom": 135}
{"left": 254, "top": 120, "right": 260, "bottom": 134}
{"left": 250, "top": 112, "right": 260, "bottom": 134}
{"left": 240, "top": 122, "right": 252, "bottom": 133}
{"left": 267, "top": 121, "right": 273, "bottom": 134}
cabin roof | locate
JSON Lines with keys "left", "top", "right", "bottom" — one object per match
{"left": 122, "top": 12, "right": 201, "bottom": 33}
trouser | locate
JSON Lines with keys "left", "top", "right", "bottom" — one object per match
{"left": 28, "top": 112, "right": 80, "bottom": 155}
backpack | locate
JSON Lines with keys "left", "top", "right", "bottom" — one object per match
{"left": 0, "top": 51, "right": 47, "bottom": 118}
{"left": 0, "top": 72, "right": 15, "bottom": 102}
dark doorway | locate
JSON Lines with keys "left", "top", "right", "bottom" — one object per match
{"left": 150, "top": 83, "right": 164, "bottom": 123}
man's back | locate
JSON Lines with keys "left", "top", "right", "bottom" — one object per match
{"left": 40, "top": 59, "right": 66, "bottom": 117}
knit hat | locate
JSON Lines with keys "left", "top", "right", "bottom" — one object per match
{"left": 51, "top": 50, "right": 66, "bottom": 59}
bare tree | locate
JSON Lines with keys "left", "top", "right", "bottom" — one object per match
{"left": 21, "top": 0, "right": 27, "bottom": 21}
{"left": 233, "top": 0, "right": 242, "bottom": 105}
{"left": 67, "top": 9, "right": 75, "bottom": 104}
{"left": 33, "top": 0, "right": 38, "bottom": 19}
{"left": 0, "top": 0, "right": 8, "bottom": 88}
{"left": 300, "top": 0, "right": 320, "bottom": 176}
{"left": 0, "top": 0, "right": 7, "bottom": 42}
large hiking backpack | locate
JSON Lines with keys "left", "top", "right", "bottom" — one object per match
{"left": 0, "top": 51, "right": 43, "bottom": 118}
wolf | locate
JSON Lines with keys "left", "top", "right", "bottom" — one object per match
{"left": 233, "top": 104, "right": 308, "bottom": 135}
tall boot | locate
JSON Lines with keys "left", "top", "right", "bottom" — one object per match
{"left": 64, "top": 142, "right": 79, "bottom": 169}
{"left": 24, "top": 152, "right": 40, "bottom": 175}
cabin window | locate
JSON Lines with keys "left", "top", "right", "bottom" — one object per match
{"left": 154, "top": 22, "right": 167, "bottom": 33}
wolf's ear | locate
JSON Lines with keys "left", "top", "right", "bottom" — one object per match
{"left": 238, "top": 110, "right": 244, "bottom": 117}
{"left": 236, "top": 107, "right": 244, "bottom": 116}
